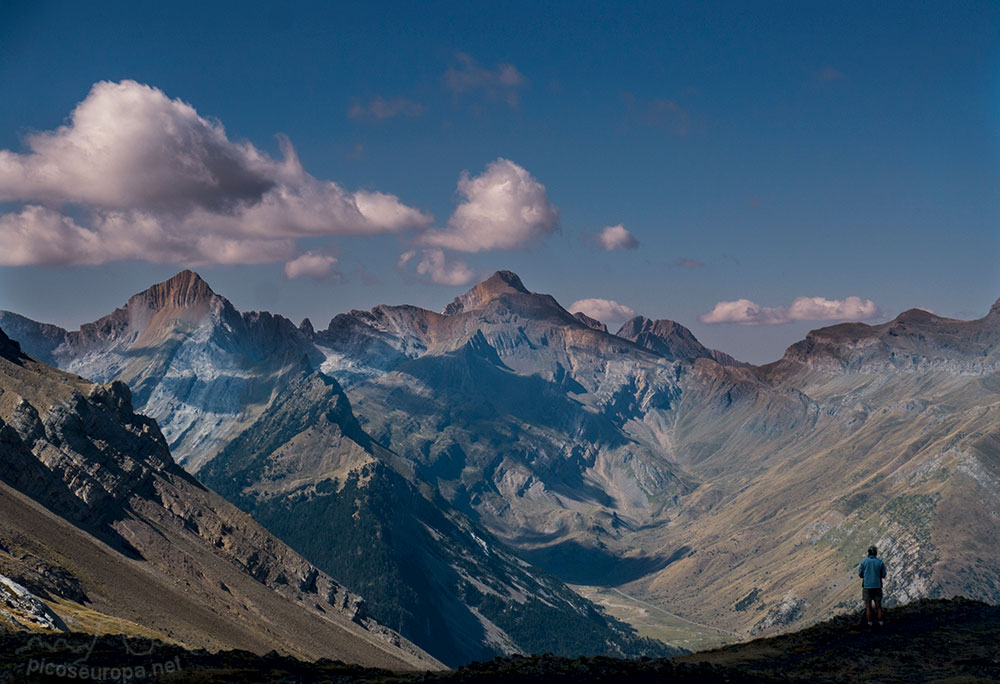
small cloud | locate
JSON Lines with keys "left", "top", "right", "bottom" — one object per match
{"left": 569, "top": 298, "right": 637, "bottom": 327}
{"left": 348, "top": 96, "right": 424, "bottom": 120}
{"left": 699, "top": 296, "right": 881, "bottom": 325}
{"left": 814, "top": 67, "right": 846, "bottom": 83}
{"left": 444, "top": 53, "right": 526, "bottom": 108}
{"left": 398, "top": 248, "right": 476, "bottom": 286}
{"left": 673, "top": 257, "right": 704, "bottom": 268}
{"left": 284, "top": 252, "right": 341, "bottom": 281}
{"left": 586, "top": 224, "right": 639, "bottom": 251}
{"left": 420, "top": 158, "right": 559, "bottom": 253}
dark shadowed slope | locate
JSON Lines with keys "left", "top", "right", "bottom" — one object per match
{"left": 0, "top": 326, "right": 438, "bottom": 670}
{"left": 3, "top": 598, "right": 996, "bottom": 682}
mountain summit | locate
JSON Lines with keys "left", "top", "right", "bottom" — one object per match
{"left": 132, "top": 269, "right": 218, "bottom": 311}
{"left": 442, "top": 270, "right": 531, "bottom": 315}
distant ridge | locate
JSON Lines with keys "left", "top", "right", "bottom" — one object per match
{"left": 766, "top": 297, "right": 1000, "bottom": 376}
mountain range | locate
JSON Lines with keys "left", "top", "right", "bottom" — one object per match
{"left": 2, "top": 270, "right": 997, "bottom": 664}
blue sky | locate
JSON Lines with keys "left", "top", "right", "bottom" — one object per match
{"left": 0, "top": 1, "right": 997, "bottom": 363}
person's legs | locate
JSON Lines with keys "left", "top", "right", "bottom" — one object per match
{"left": 875, "top": 598, "right": 883, "bottom": 622}
{"left": 865, "top": 598, "right": 873, "bottom": 623}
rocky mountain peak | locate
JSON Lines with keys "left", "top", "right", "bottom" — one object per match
{"left": 617, "top": 316, "right": 708, "bottom": 360}
{"left": 129, "top": 270, "right": 218, "bottom": 312}
{"left": 990, "top": 297, "right": 1000, "bottom": 316}
{"left": 442, "top": 270, "right": 530, "bottom": 316}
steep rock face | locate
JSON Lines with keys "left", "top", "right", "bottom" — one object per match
{"left": 0, "top": 326, "right": 436, "bottom": 669}
{"left": 198, "top": 365, "right": 678, "bottom": 666}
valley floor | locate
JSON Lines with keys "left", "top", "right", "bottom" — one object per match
{"left": 569, "top": 584, "right": 736, "bottom": 651}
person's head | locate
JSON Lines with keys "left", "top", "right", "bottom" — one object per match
{"left": 868, "top": 546, "right": 878, "bottom": 557}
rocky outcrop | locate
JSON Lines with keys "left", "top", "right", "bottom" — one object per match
{"left": 0, "top": 574, "right": 68, "bottom": 632}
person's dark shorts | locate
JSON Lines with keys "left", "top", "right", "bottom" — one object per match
{"left": 863, "top": 587, "right": 883, "bottom": 602}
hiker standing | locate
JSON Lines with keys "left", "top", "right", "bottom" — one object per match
{"left": 859, "top": 545, "right": 886, "bottom": 628}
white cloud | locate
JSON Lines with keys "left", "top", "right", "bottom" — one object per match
{"left": 445, "top": 53, "right": 526, "bottom": 108}
{"left": 420, "top": 158, "right": 559, "bottom": 253}
{"left": 569, "top": 298, "right": 637, "bottom": 326}
{"left": 398, "top": 248, "right": 476, "bottom": 286}
{"left": 593, "top": 224, "right": 639, "bottom": 251}
{"left": 0, "top": 206, "right": 104, "bottom": 266}
{"left": 0, "top": 80, "right": 431, "bottom": 266}
{"left": 348, "top": 96, "right": 424, "bottom": 120}
{"left": 699, "top": 296, "right": 881, "bottom": 325}
{"left": 284, "top": 252, "right": 340, "bottom": 281}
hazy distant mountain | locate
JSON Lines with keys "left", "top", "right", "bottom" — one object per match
{"left": 5, "top": 272, "right": 999, "bottom": 651}
{"left": 0, "top": 325, "right": 435, "bottom": 669}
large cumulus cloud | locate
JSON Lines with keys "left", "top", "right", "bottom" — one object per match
{"left": 0, "top": 80, "right": 431, "bottom": 266}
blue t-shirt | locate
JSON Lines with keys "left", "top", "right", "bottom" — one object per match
{"left": 859, "top": 556, "right": 886, "bottom": 588}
